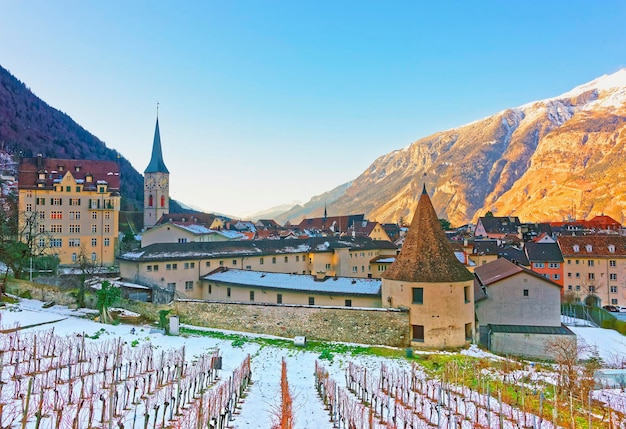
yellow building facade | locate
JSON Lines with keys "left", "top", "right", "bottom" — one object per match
{"left": 18, "top": 156, "right": 121, "bottom": 266}
{"left": 118, "top": 238, "right": 398, "bottom": 299}
{"left": 559, "top": 235, "right": 626, "bottom": 307}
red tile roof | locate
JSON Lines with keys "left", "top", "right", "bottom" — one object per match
{"left": 297, "top": 214, "right": 365, "bottom": 232}
{"left": 18, "top": 156, "right": 120, "bottom": 191}
{"left": 558, "top": 235, "right": 626, "bottom": 257}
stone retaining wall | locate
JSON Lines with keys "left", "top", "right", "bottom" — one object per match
{"left": 7, "top": 281, "right": 96, "bottom": 307}
{"left": 8, "top": 280, "right": 410, "bottom": 347}
{"left": 123, "top": 300, "right": 411, "bottom": 347}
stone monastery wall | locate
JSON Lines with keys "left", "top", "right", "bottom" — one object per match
{"left": 126, "top": 300, "right": 411, "bottom": 347}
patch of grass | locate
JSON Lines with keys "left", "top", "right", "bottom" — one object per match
{"left": 86, "top": 328, "right": 107, "bottom": 340}
{"left": 18, "top": 290, "right": 32, "bottom": 299}
{"left": 1, "top": 295, "right": 19, "bottom": 304}
{"left": 231, "top": 338, "right": 246, "bottom": 348}
{"left": 319, "top": 349, "right": 334, "bottom": 361}
{"left": 181, "top": 326, "right": 413, "bottom": 360}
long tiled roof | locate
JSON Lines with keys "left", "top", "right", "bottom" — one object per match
{"left": 478, "top": 216, "right": 521, "bottom": 234}
{"left": 473, "top": 240, "right": 500, "bottom": 255}
{"left": 119, "top": 236, "right": 397, "bottom": 262}
{"left": 382, "top": 185, "right": 473, "bottom": 283}
{"left": 498, "top": 245, "right": 530, "bottom": 266}
{"left": 203, "top": 268, "right": 381, "bottom": 296}
{"left": 474, "top": 257, "right": 561, "bottom": 287}
{"left": 489, "top": 324, "right": 575, "bottom": 335}
{"left": 524, "top": 242, "right": 564, "bottom": 263}
{"left": 18, "top": 157, "right": 120, "bottom": 191}
{"left": 297, "top": 214, "right": 365, "bottom": 232}
{"left": 558, "top": 235, "right": 626, "bottom": 257}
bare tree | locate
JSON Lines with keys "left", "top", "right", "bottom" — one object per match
{"left": 544, "top": 336, "right": 593, "bottom": 397}
{"left": 75, "top": 247, "right": 99, "bottom": 308}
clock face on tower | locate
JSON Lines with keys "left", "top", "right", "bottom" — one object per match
{"left": 158, "top": 177, "right": 168, "bottom": 189}
{"left": 145, "top": 177, "right": 155, "bottom": 189}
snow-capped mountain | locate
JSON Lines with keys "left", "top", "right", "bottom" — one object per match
{"left": 279, "top": 69, "right": 626, "bottom": 226}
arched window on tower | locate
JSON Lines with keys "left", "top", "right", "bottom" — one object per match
{"left": 160, "top": 195, "right": 165, "bottom": 207}
{"left": 149, "top": 194, "right": 153, "bottom": 207}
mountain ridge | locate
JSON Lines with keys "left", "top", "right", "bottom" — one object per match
{"left": 0, "top": 65, "right": 198, "bottom": 216}
{"left": 278, "top": 69, "right": 626, "bottom": 226}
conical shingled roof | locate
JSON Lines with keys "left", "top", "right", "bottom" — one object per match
{"left": 383, "top": 184, "right": 473, "bottom": 283}
{"left": 144, "top": 118, "right": 169, "bottom": 174}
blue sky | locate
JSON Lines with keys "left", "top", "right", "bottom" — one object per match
{"left": 1, "top": 1, "right": 625, "bottom": 218}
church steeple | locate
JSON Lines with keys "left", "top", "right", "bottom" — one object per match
{"left": 143, "top": 113, "right": 170, "bottom": 230}
{"left": 144, "top": 117, "right": 169, "bottom": 174}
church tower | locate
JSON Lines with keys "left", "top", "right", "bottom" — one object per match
{"left": 382, "top": 184, "right": 475, "bottom": 348}
{"left": 143, "top": 116, "right": 170, "bottom": 229}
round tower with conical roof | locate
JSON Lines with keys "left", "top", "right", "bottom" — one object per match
{"left": 382, "top": 184, "right": 475, "bottom": 348}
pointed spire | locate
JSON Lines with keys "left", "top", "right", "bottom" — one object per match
{"left": 324, "top": 201, "right": 327, "bottom": 220}
{"left": 383, "top": 183, "right": 473, "bottom": 283}
{"left": 144, "top": 117, "right": 169, "bottom": 174}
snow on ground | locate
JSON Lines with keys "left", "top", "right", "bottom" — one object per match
{"left": 569, "top": 324, "right": 626, "bottom": 365}
{"left": 2, "top": 300, "right": 626, "bottom": 428}
{"left": 1, "top": 299, "right": 411, "bottom": 428}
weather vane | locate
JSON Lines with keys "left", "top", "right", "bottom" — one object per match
{"left": 156, "top": 101, "right": 159, "bottom": 117}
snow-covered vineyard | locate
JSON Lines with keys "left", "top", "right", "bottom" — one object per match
{"left": 1, "top": 299, "right": 626, "bottom": 428}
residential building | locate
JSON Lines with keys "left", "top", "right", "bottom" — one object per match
{"left": 346, "top": 220, "right": 392, "bottom": 241}
{"left": 474, "top": 216, "right": 521, "bottom": 239}
{"left": 474, "top": 258, "right": 574, "bottom": 359}
{"left": 297, "top": 214, "right": 365, "bottom": 235}
{"left": 144, "top": 117, "right": 169, "bottom": 229}
{"left": 524, "top": 241, "right": 564, "bottom": 287}
{"left": 17, "top": 155, "right": 120, "bottom": 265}
{"left": 519, "top": 223, "right": 553, "bottom": 242}
{"left": 118, "top": 236, "right": 398, "bottom": 300}
{"left": 558, "top": 235, "right": 626, "bottom": 307}
{"left": 141, "top": 222, "right": 246, "bottom": 247}
{"left": 469, "top": 239, "right": 500, "bottom": 267}
{"left": 381, "top": 185, "right": 475, "bottom": 348}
